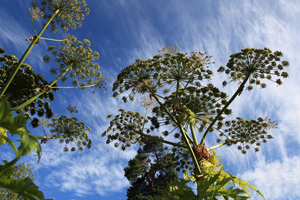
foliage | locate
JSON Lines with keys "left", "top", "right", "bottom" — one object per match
{"left": 104, "top": 46, "right": 289, "bottom": 199}
{"left": 0, "top": 162, "right": 34, "bottom": 200}
{"left": 124, "top": 137, "right": 179, "bottom": 200}
{"left": 0, "top": 99, "right": 42, "bottom": 199}
{"left": 160, "top": 152, "right": 265, "bottom": 200}
{"left": 0, "top": 50, "right": 57, "bottom": 123}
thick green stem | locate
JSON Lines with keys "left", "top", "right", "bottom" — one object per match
{"left": 200, "top": 73, "right": 251, "bottom": 145}
{"left": 13, "top": 65, "right": 71, "bottom": 112}
{"left": 175, "top": 79, "right": 180, "bottom": 103}
{"left": 190, "top": 123, "right": 198, "bottom": 145}
{"left": 179, "top": 124, "right": 202, "bottom": 175}
{"left": 0, "top": 9, "right": 60, "bottom": 99}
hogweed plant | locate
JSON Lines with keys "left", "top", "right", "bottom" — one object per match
{"left": 0, "top": 1, "right": 104, "bottom": 199}
{"left": 103, "top": 47, "right": 289, "bottom": 199}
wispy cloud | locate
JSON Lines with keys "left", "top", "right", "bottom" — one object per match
{"left": 239, "top": 155, "right": 300, "bottom": 199}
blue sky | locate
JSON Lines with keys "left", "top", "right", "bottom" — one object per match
{"left": 1, "top": 0, "right": 300, "bottom": 199}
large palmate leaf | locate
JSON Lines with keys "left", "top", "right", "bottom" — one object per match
{"left": 159, "top": 152, "right": 266, "bottom": 200}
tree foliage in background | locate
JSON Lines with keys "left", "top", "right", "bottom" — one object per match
{"left": 104, "top": 46, "right": 289, "bottom": 199}
{"left": 0, "top": 162, "right": 34, "bottom": 200}
{"left": 0, "top": 0, "right": 104, "bottom": 199}
{"left": 124, "top": 137, "right": 179, "bottom": 200}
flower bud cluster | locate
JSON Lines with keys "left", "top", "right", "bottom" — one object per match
{"left": 50, "top": 115, "right": 91, "bottom": 152}
{"left": 30, "top": 0, "right": 90, "bottom": 33}
{"left": 217, "top": 117, "right": 277, "bottom": 154}
{"left": 112, "top": 51, "right": 215, "bottom": 103}
{"left": 44, "top": 35, "right": 106, "bottom": 90}
{"left": 218, "top": 48, "right": 289, "bottom": 90}
{"left": 102, "top": 109, "right": 147, "bottom": 151}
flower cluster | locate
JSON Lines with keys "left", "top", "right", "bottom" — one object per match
{"left": 112, "top": 51, "right": 214, "bottom": 103}
{"left": 102, "top": 109, "right": 148, "bottom": 151}
{"left": 218, "top": 48, "right": 289, "bottom": 91}
{"left": 49, "top": 115, "right": 91, "bottom": 152}
{"left": 44, "top": 35, "right": 105, "bottom": 89}
{"left": 30, "top": 0, "right": 90, "bottom": 33}
{"left": 216, "top": 117, "right": 277, "bottom": 154}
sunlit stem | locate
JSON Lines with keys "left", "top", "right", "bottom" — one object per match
{"left": 208, "top": 138, "right": 242, "bottom": 151}
{"left": 13, "top": 65, "right": 72, "bottom": 112}
{"left": 200, "top": 73, "right": 251, "bottom": 145}
{"left": 0, "top": 9, "right": 60, "bottom": 99}
{"left": 207, "top": 142, "right": 226, "bottom": 151}
{"left": 190, "top": 123, "right": 198, "bottom": 145}
{"left": 179, "top": 124, "right": 202, "bottom": 175}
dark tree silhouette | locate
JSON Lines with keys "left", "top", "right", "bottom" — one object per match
{"left": 124, "top": 137, "right": 179, "bottom": 200}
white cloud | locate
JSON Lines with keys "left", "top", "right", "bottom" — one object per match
{"left": 35, "top": 135, "right": 136, "bottom": 197}
{"left": 239, "top": 155, "right": 300, "bottom": 200}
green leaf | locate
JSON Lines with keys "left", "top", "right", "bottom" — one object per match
{"left": 0, "top": 99, "right": 26, "bottom": 134}
{"left": 0, "top": 99, "right": 41, "bottom": 162}
{"left": 0, "top": 165, "right": 45, "bottom": 200}
{"left": 0, "top": 133, "right": 18, "bottom": 156}
{"left": 17, "top": 128, "right": 41, "bottom": 162}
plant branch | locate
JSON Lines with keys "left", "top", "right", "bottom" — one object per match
{"left": 0, "top": 9, "right": 60, "bottom": 99}
{"left": 190, "top": 123, "right": 198, "bottom": 145}
{"left": 178, "top": 124, "right": 202, "bottom": 175}
{"left": 200, "top": 73, "right": 251, "bottom": 145}
{"left": 13, "top": 65, "right": 72, "bottom": 112}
